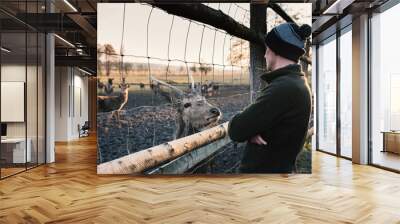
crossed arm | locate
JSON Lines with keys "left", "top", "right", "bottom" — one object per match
{"left": 227, "top": 83, "right": 291, "bottom": 143}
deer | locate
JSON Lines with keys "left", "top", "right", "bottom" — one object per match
{"left": 150, "top": 76, "right": 222, "bottom": 139}
{"left": 98, "top": 77, "right": 129, "bottom": 113}
{"left": 201, "top": 81, "right": 219, "bottom": 97}
{"left": 104, "top": 78, "right": 114, "bottom": 95}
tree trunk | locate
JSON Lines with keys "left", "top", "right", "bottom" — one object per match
{"left": 249, "top": 4, "right": 267, "bottom": 103}
{"left": 301, "top": 38, "right": 311, "bottom": 74}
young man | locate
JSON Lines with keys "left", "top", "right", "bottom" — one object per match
{"left": 228, "top": 22, "right": 312, "bottom": 173}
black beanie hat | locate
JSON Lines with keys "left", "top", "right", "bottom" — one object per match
{"left": 264, "top": 23, "right": 312, "bottom": 62}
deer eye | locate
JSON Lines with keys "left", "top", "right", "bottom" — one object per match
{"left": 183, "top": 103, "right": 192, "bottom": 108}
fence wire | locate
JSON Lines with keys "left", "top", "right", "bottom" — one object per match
{"left": 97, "top": 3, "right": 252, "bottom": 171}
{"left": 98, "top": 3, "right": 251, "bottom": 86}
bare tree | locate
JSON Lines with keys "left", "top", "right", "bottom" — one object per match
{"left": 229, "top": 38, "right": 249, "bottom": 66}
{"left": 97, "top": 44, "right": 104, "bottom": 76}
{"left": 190, "top": 64, "right": 197, "bottom": 73}
{"left": 199, "top": 63, "right": 212, "bottom": 77}
{"left": 103, "top": 44, "right": 117, "bottom": 77}
{"left": 250, "top": 4, "right": 267, "bottom": 102}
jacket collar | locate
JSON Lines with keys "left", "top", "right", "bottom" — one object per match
{"left": 261, "top": 64, "right": 303, "bottom": 83}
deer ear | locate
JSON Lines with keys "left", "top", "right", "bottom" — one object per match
{"left": 171, "top": 98, "right": 182, "bottom": 109}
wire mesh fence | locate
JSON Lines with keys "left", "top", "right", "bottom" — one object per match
{"left": 96, "top": 3, "right": 312, "bottom": 173}
{"left": 97, "top": 3, "right": 251, "bottom": 172}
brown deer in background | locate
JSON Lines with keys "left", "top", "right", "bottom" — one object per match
{"left": 150, "top": 76, "right": 222, "bottom": 139}
{"left": 98, "top": 77, "right": 129, "bottom": 113}
{"left": 201, "top": 81, "right": 219, "bottom": 97}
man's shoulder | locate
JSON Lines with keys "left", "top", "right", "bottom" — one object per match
{"left": 274, "top": 73, "right": 308, "bottom": 88}
{"left": 260, "top": 74, "right": 309, "bottom": 99}
{"left": 261, "top": 75, "right": 296, "bottom": 93}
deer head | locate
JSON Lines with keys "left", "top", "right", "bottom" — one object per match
{"left": 150, "top": 76, "right": 222, "bottom": 139}
{"left": 104, "top": 78, "right": 114, "bottom": 95}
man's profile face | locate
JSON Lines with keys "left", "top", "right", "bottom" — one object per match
{"left": 265, "top": 47, "right": 275, "bottom": 71}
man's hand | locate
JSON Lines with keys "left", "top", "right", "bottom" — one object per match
{"left": 249, "top": 134, "right": 267, "bottom": 145}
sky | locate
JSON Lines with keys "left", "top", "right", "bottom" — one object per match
{"left": 98, "top": 3, "right": 311, "bottom": 65}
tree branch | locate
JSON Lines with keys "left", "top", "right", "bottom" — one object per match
{"left": 150, "top": 3, "right": 265, "bottom": 47}
{"left": 268, "top": 3, "right": 295, "bottom": 24}
{"left": 151, "top": 3, "right": 311, "bottom": 65}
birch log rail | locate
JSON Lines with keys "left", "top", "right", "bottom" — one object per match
{"left": 97, "top": 122, "right": 229, "bottom": 174}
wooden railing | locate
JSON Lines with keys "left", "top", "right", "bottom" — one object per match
{"left": 97, "top": 122, "right": 230, "bottom": 174}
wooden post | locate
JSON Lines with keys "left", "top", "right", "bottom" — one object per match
{"left": 249, "top": 4, "right": 267, "bottom": 103}
{"left": 97, "top": 122, "right": 229, "bottom": 174}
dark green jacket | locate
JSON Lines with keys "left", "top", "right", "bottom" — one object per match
{"left": 228, "top": 64, "right": 311, "bottom": 173}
